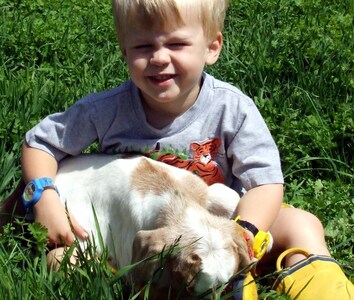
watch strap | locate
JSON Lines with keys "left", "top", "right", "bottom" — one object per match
{"left": 22, "top": 177, "right": 59, "bottom": 209}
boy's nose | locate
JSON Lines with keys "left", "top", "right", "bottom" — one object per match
{"left": 150, "top": 48, "right": 170, "bottom": 66}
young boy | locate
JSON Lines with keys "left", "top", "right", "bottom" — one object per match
{"left": 21, "top": 0, "right": 352, "bottom": 298}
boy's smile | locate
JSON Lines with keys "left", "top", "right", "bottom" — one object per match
{"left": 148, "top": 74, "right": 177, "bottom": 87}
{"left": 121, "top": 11, "right": 222, "bottom": 127}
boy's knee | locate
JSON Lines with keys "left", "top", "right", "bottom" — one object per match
{"left": 47, "top": 247, "right": 65, "bottom": 270}
{"left": 296, "top": 209, "right": 325, "bottom": 235}
{"left": 272, "top": 208, "right": 325, "bottom": 246}
{"left": 284, "top": 208, "right": 323, "bottom": 230}
{"left": 46, "top": 246, "right": 78, "bottom": 270}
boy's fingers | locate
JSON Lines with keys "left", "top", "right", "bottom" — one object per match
{"left": 63, "top": 231, "right": 76, "bottom": 246}
{"left": 68, "top": 212, "right": 88, "bottom": 241}
{"left": 47, "top": 231, "right": 74, "bottom": 247}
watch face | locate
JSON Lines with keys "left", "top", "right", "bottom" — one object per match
{"left": 23, "top": 182, "right": 36, "bottom": 202}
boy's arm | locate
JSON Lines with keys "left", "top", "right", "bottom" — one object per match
{"left": 21, "top": 142, "right": 88, "bottom": 246}
{"left": 235, "top": 183, "right": 284, "bottom": 231}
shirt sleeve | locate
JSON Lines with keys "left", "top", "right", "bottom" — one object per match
{"left": 227, "top": 97, "right": 284, "bottom": 191}
{"left": 25, "top": 96, "right": 98, "bottom": 161}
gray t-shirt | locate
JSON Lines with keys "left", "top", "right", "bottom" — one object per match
{"left": 26, "top": 72, "right": 284, "bottom": 193}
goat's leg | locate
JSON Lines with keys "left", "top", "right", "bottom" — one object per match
{"left": 206, "top": 183, "right": 240, "bottom": 218}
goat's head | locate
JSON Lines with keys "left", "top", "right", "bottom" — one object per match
{"left": 130, "top": 214, "right": 252, "bottom": 298}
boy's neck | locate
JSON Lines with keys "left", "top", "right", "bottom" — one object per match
{"left": 141, "top": 99, "right": 191, "bottom": 129}
{"left": 144, "top": 109, "right": 177, "bottom": 129}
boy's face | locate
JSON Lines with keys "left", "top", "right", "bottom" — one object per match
{"left": 121, "top": 9, "right": 222, "bottom": 117}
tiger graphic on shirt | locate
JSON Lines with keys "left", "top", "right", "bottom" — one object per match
{"left": 147, "top": 138, "right": 224, "bottom": 186}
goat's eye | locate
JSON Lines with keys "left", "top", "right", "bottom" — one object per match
{"left": 190, "top": 253, "right": 200, "bottom": 262}
{"left": 186, "top": 286, "right": 194, "bottom": 295}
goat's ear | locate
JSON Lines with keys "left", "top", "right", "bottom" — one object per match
{"left": 165, "top": 252, "right": 201, "bottom": 296}
{"left": 131, "top": 228, "right": 170, "bottom": 286}
{"left": 131, "top": 230, "right": 200, "bottom": 297}
{"left": 168, "top": 252, "right": 201, "bottom": 285}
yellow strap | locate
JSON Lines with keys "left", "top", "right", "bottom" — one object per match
{"left": 276, "top": 248, "right": 311, "bottom": 271}
{"left": 253, "top": 230, "right": 271, "bottom": 260}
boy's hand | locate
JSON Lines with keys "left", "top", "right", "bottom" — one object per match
{"left": 21, "top": 143, "right": 87, "bottom": 245}
{"left": 33, "top": 189, "right": 88, "bottom": 246}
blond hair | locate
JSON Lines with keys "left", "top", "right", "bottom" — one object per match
{"left": 112, "top": 0, "right": 229, "bottom": 48}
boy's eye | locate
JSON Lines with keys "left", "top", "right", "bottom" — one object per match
{"left": 131, "top": 42, "right": 188, "bottom": 51}
{"left": 133, "top": 44, "right": 152, "bottom": 50}
{"left": 169, "top": 43, "right": 187, "bottom": 48}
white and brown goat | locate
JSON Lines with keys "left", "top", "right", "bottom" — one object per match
{"left": 0, "top": 154, "right": 253, "bottom": 298}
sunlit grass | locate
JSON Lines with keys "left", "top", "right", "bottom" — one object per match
{"left": 0, "top": 0, "right": 353, "bottom": 298}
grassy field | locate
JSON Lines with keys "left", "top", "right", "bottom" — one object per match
{"left": 0, "top": 0, "right": 353, "bottom": 298}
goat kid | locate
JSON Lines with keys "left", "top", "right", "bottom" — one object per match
{"left": 1, "top": 154, "right": 253, "bottom": 298}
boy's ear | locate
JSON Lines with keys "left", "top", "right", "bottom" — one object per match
{"left": 120, "top": 47, "right": 127, "bottom": 60}
{"left": 205, "top": 32, "right": 223, "bottom": 66}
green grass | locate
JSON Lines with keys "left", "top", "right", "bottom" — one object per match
{"left": 0, "top": 0, "right": 353, "bottom": 298}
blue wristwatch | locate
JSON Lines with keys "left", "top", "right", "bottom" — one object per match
{"left": 22, "top": 177, "right": 59, "bottom": 209}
